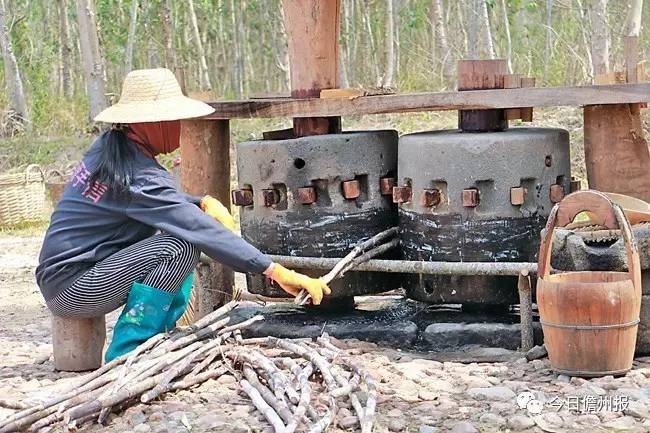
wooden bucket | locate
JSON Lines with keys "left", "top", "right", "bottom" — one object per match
{"left": 537, "top": 190, "right": 642, "bottom": 377}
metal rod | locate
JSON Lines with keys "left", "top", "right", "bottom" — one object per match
{"left": 267, "top": 255, "right": 537, "bottom": 276}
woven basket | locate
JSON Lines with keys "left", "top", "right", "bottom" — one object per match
{"left": 0, "top": 164, "right": 48, "bottom": 227}
{"left": 44, "top": 168, "right": 70, "bottom": 211}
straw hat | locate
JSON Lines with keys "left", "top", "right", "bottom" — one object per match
{"left": 94, "top": 68, "right": 215, "bottom": 123}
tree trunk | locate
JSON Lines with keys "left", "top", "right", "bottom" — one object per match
{"left": 589, "top": 0, "right": 609, "bottom": 76}
{"left": 0, "top": 0, "right": 29, "bottom": 123}
{"left": 58, "top": 0, "right": 73, "bottom": 98}
{"left": 349, "top": 0, "right": 358, "bottom": 84}
{"left": 361, "top": 1, "right": 380, "bottom": 85}
{"left": 499, "top": 0, "right": 513, "bottom": 73}
{"left": 575, "top": 0, "right": 594, "bottom": 81}
{"left": 467, "top": 0, "right": 479, "bottom": 59}
{"left": 125, "top": 0, "right": 138, "bottom": 73}
{"left": 382, "top": 0, "right": 395, "bottom": 87}
{"left": 161, "top": 0, "right": 176, "bottom": 71}
{"left": 543, "top": 0, "right": 554, "bottom": 83}
{"left": 480, "top": 0, "right": 495, "bottom": 59}
{"left": 231, "top": 0, "right": 244, "bottom": 98}
{"left": 77, "top": 0, "right": 108, "bottom": 121}
{"left": 188, "top": 0, "right": 211, "bottom": 90}
{"left": 625, "top": 0, "right": 642, "bottom": 37}
{"left": 275, "top": 3, "right": 291, "bottom": 91}
{"left": 455, "top": 1, "right": 468, "bottom": 57}
{"left": 431, "top": 0, "right": 453, "bottom": 85}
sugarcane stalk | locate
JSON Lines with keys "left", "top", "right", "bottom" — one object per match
{"left": 184, "top": 300, "right": 238, "bottom": 332}
{"left": 97, "top": 333, "right": 167, "bottom": 423}
{"left": 189, "top": 347, "right": 224, "bottom": 376}
{"left": 240, "top": 379, "right": 287, "bottom": 433}
{"left": 322, "top": 227, "right": 399, "bottom": 283}
{"left": 226, "top": 349, "right": 299, "bottom": 403}
{"left": 0, "top": 400, "right": 29, "bottom": 410}
{"left": 140, "top": 341, "right": 216, "bottom": 403}
{"left": 242, "top": 365, "right": 293, "bottom": 423}
{"left": 217, "top": 315, "right": 264, "bottom": 335}
{"left": 151, "top": 316, "right": 231, "bottom": 356}
{"left": 338, "top": 238, "right": 400, "bottom": 277}
{"left": 343, "top": 360, "right": 376, "bottom": 433}
{"left": 285, "top": 364, "right": 313, "bottom": 433}
{"left": 306, "top": 395, "right": 336, "bottom": 433}
{"left": 295, "top": 227, "right": 399, "bottom": 305}
{"left": 267, "top": 338, "right": 336, "bottom": 388}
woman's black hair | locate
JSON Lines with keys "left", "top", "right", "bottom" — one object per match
{"left": 89, "top": 125, "right": 135, "bottom": 197}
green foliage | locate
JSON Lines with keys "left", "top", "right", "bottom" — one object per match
{"left": 0, "top": 0, "right": 647, "bottom": 167}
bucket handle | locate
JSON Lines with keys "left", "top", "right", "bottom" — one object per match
{"left": 538, "top": 190, "right": 641, "bottom": 290}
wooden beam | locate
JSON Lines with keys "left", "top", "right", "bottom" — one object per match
{"left": 180, "top": 119, "right": 235, "bottom": 319}
{"left": 203, "top": 83, "right": 650, "bottom": 119}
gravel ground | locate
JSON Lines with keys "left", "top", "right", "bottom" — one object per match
{"left": 1, "top": 234, "right": 649, "bottom": 433}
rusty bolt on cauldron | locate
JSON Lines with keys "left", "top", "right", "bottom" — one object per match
{"left": 297, "top": 187, "right": 317, "bottom": 205}
{"left": 341, "top": 180, "right": 361, "bottom": 200}
{"left": 550, "top": 184, "right": 565, "bottom": 203}
{"left": 462, "top": 188, "right": 480, "bottom": 207}
{"left": 380, "top": 177, "right": 396, "bottom": 195}
{"left": 420, "top": 189, "right": 442, "bottom": 207}
{"left": 232, "top": 188, "right": 254, "bottom": 207}
{"left": 393, "top": 186, "right": 412, "bottom": 204}
{"left": 262, "top": 189, "right": 281, "bottom": 207}
{"left": 510, "top": 186, "right": 527, "bottom": 206}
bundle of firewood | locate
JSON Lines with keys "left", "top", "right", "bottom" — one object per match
{"left": 0, "top": 301, "right": 376, "bottom": 433}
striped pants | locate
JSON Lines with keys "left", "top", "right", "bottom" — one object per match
{"left": 47, "top": 234, "right": 200, "bottom": 318}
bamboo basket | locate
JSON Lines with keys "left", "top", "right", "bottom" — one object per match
{"left": 537, "top": 190, "right": 642, "bottom": 377}
{"left": 44, "top": 168, "right": 70, "bottom": 211}
{"left": 0, "top": 164, "right": 48, "bottom": 227}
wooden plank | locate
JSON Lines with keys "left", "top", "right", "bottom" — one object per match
{"left": 203, "top": 83, "right": 650, "bottom": 119}
{"left": 320, "top": 88, "right": 366, "bottom": 99}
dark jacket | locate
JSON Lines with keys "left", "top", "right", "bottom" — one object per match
{"left": 36, "top": 135, "right": 271, "bottom": 301}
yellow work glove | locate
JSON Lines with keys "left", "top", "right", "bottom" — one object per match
{"left": 266, "top": 264, "right": 331, "bottom": 305}
{"left": 200, "top": 195, "right": 236, "bottom": 232}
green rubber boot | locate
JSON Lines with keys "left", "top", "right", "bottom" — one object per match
{"left": 163, "top": 272, "right": 194, "bottom": 331}
{"left": 104, "top": 282, "right": 175, "bottom": 363}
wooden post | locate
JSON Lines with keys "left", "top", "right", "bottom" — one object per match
{"left": 583, "top": 105, "right": 650, "bottom": 202}
{"left": 52, "top": 315, "right": 105, "bottom": 371}
{"left": 180, "top": 119, "right": 235, "bottom": 319}
{"left": 282, "top": 0, "right": 341, "bottom": 137}
{"left": 584, "top": 35, "right": 650, "bottom": 202}
{"left": 457, "top": 59, "right": 508, "bottom": 132}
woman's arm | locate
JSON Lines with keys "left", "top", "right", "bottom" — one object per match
{"left": 125, "top": 180, "right": 272, "bottom": 274}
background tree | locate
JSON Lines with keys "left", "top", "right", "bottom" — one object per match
{"left": 0, "top": 0, "right": 28, "bottom": 124}
{"left": 124, "top": 0, "right": 138, "bottom": 73}
{"left": 590, "top": 0, "right": 610, "bottom": 75}
{"left": 57, "top": 0, "right": 73, "bottom": 98}
{"left": 77, "top": 0, "right": 107, "bottom": 120}
{"left": 0, "top": 0, "right": 647, "bottom": 136}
